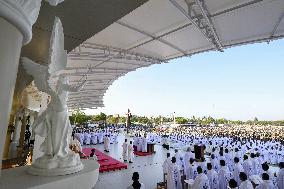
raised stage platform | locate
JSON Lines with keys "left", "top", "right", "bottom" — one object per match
{"left": 0, "top": 160, "right": 99, "bottom": 189}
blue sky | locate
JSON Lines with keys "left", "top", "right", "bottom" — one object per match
{"left": 85, "top": 39, "right": 284, "bottom": 121}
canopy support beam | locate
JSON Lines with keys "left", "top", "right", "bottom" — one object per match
{"left": 116, "top": 21, "right": 188, "bottom": 55}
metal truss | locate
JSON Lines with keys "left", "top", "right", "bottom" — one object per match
{"left": 68, "top": 103, "right": 104, "bottom": 108}
{"left": 67, "top": 57, "right": 154, "bottom": 68}
{"left": 68, "top": 100, "right": 103, "bottom": 104}
{"left": 62, "top": 66, "right": 135, "bottom": 77}
{"left": 69, "top": 42, "right": 164, "bottom": 64}
{"left": 70, "top": 89, "right": 106, "bottom": 93}
{"left": 68, "top": 96, "right": 103, "bottom": 99}
{"left": 169, "top": 0, "right": 223, "bottom": 51}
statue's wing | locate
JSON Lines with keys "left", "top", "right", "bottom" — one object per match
{"left": 21, "top": 57, "right": 53, "bottom": 94}
{"left": 48, "top": 17, "right": 67, "bottom": 75}
{"left": 47, "top": 17, "right": 67, "bottom": 91}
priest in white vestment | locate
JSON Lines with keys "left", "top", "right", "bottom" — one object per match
{"left": 137, "top": 136, "right": 143, "bottom": 152}
{"left": 128, "top": 141, "right": 134, "bottom": 163}
{"left": 218, "top": 160, "right": 232, "bottom": 189}
{"left": 103, "top": 134, "right": 110, "bottom": 152}
{"left": 239, "top": 172, "right": 253, "bottom": 189}
{"left": 186, "top": 158, "right": 197, "bottom": 179}
{"left": 192, "top": 166, "right": 210, "bottom": 189}
{"left": 243, "top": 155, "right": 253, "bottom": 177}
{"left": 207, "top": 163, "right": 219, "bottom": 189}
{"left": 142, "top": 135, "right": 147, "bottom": 152}
{"left": 232, "top": 157, "right": 244, "bottom": 185}
{"left": 228, "top": 179, "right": 238, "bottom": 189}
{"left": 167, "top": 157, "right": 182, "bottom": 189}
{"left": 122, "top": 139, "right": 128, "bottom": 162}
{"left": 277, "top": 162, "right": 284, "bottom": 189}
{"left": 256, "top": 173, "right": 275, "bottom": 189}
{"left": 174, "top": 149, "right": 183, "bottom": 170}
{"left": 163, "top": 153, "right": 171, "bottom": 174}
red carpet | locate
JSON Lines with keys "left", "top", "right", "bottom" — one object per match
{"left": 83, "top": 148, "right": 127, "bottom": 173}
{"left": 134, "top": 151, "right": 153, "bottom": 156}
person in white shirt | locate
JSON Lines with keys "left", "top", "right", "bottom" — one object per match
{"left": 192, "top": 166, "right": 210, "bottom": 189}
{"left": 122, "top": 139, "right": 128, "bottom": 162}
{"left": 128, "top": 141, "right": 134, "bottom": 163}
{"left": 239, "top": 172, "right": 253, "bottom": 189}
{"left": 127, "top": 172, "right": 145, "bottom": 189}
{"left": 206, "top": 163, "right": 219, "bottom": 189}
{"left": 218, "top": 160, "right": 232, "bottom": 189}
{"left": 256, "top": 173, "right": 275, "bottom": 189}
{"left": 277, "top": 162, "right": 284, "bottom": 189}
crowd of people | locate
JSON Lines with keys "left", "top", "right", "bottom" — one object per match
{"left": 157, "top": 124, "right": 284, "bottom": 189}
{"left": 72, "top": 127, "right": 119, "bottom": 146}
{"left": 70, "top": 123, "right": 284, "bottom": 188}
{"left": 163, "top": 148, "right": 284, "bottom": 189}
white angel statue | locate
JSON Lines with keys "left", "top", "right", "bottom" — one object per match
{"left": 21, "top": 17, "right": 86, "bottom": 175}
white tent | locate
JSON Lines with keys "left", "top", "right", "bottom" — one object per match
{"left": 65, "top": 0, "right": 284, "bottom": 109}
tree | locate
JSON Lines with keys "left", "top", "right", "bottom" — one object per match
{"left": 92, "top": 112, "right": 107, "bottom": 122}
{"left": 69, "top": 110, "right": 91, "bottom": 125}
{"left": 175, "top": 117, "right": 188, "bottom": 124}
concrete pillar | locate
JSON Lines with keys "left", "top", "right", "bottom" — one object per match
{"left": 0, "top": 0, "right": 42, "bottom": 173}
{"left": 0, "top": 17, "right": 24, "bottom": 172}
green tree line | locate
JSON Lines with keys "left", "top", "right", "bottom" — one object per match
{"left": 69, "top": 110, "right": 284, "bottom": 126}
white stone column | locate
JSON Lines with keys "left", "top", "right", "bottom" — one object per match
{"left": 0, "top": 17, "right": 24, "bottom": 172}
{"left": 0, "top": 0, "right": 42, "bottom": 173}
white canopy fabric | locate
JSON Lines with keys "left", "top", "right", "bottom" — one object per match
{"left": 65, "top": 0, "right": 284, "bottom": 109}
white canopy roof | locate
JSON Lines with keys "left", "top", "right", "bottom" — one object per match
{"left": 65, "top": 0, "right": 284, "bottom": 109}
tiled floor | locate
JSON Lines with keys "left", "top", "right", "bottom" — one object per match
{"left": 86, "top": 134, "right": 173, "bottom": 189}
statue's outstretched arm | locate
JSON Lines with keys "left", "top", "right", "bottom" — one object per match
{"left": 62, "top": 80, "right": 87, "bottom": 92}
